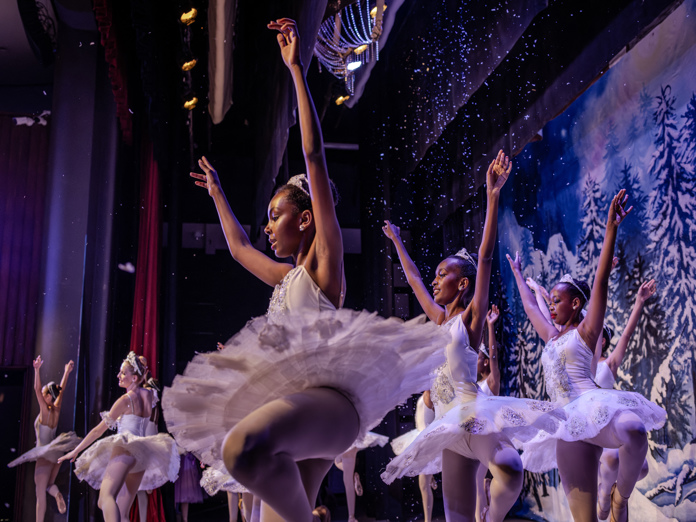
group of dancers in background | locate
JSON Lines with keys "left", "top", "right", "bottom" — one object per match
{"left": 9, "top": 18, "right": 668, "bottom": 522}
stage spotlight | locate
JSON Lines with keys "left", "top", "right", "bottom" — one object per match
{"left": 180, "top": 8, "right": 197, "bottom": 25}
{"left": 183, "top": 96, "right": 198, "bottom": 110}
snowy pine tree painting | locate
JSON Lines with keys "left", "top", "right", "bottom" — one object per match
{"left": 495, "top": 1, "right": 696, "bottom": 519}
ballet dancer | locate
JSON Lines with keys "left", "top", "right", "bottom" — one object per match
{"left": 507, "top": 190, "right": 666, "bottom": 522}
{"left": 163, "top": 18, "right": 447, "bottom": 522}
{"left": 8, "top": 356, "right": 79, "bottom": 521}
{"left": 59, "top": 353, "right": 179, "bottom": 522}
{"left": 381, "top": 151, "right": 563, "bottom": 522}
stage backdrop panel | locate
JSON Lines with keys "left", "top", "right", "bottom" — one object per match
{"left": 497, "top": 1, "right": 696, "bottom": 520}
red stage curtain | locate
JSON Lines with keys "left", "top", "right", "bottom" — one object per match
{"left": 129, "top": 137, "right": 161, "bottom": 379}
{"left": 0, "top": 114, "right": 50, "bottom": 366}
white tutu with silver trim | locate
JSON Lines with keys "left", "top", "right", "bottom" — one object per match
{"left": 8, "top": 431, "right": 81, "bottom": 466}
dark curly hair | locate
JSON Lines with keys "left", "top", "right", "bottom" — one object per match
{"left": 274, "top": 175, "right": 339, "bottom": 214}
{"left": 558, "top": 277, "right": 590, "bottom": 311}
{"left": 448, "top": 252, "right": 478, "bottom": 305}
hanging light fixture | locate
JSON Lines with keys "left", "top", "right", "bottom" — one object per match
{"left": 314, "top": 0, "right": 387, "bottom": 95}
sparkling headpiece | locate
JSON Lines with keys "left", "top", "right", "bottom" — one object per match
{"left": 559, "top": 274, "right": 588, "bottom": 303}
{"left": 286, "top": 174, "right": 310, "bottom": 196}
{"left": 125, "top": 351, "right": 146, "bottom": 376}
{"left": 454, "top": 247, "right": 477, "bottom": 269}
{"left": 46, "top": 382, "right": 62, "bottom": 401}
{"left": 479, "top": 344, "right": 490, "bottom": 359}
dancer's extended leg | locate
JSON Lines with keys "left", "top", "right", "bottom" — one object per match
{"left": 98, "top": 450, "right": 137, "bottom": 522}
{"left": 557, "top": 440, "right": 603, "bottom": 522}
{"left": 226, "top": 492, "right": 239, "bottom": 522}
{"left": 469, "top": 433, "right": 523, "bottom": 522}
{"left": 418, "top": 474, "right": 434, "bottom": 522}
{"left": 116, "top": 470, "right": 145, "bottom": 522}
{"left": 441, "top": 449, "right": 478, "bottom": 522}
{"left": 337, "top": 448, "right": 359, "bottom": 521}
{"left": 223, "top": 388, "right": 359, "bottom": 522}
{"left": 46, "top": 461, "right": 66, "bottom": 514}
{"left": 474, "top": 463, "right": 489, "bottom": 522}
{"left": 34, "top": 458, "right": 53, "bottom": 522}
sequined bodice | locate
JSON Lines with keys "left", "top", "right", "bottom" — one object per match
{"left": 430, "top": 315, "right": 479, "bottom": 417}
{"left": 267, "top": 266, "right": 336, "bottom": 321}
{"left": 542, "top": 329, "right": 596, "bottom": 404}
{"left": 35, "top": 415, "right": 57, "bottom": 446}
{"left": 595, "top": 360, "right": 616, "bottom": 390}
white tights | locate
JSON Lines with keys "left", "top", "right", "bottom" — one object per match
{"left": 222, "top": 388, "right": 360, "bottom": 522}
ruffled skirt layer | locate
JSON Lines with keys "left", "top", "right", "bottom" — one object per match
{"left": 382, "top": 393, "right": 564, "bottom": 482}
{"left": 163, "top": 309, "right": 448, "bottom": 467}
{"left": 8, "top": 432, "right": 81, "bottom": 466}
{"left": 201, "top": 465, "right": 248, "bottom": 495}
{"left": 74, "top": 432, "right": 180, "bottom": 490}
{"left": 521, "top": 389, "right": 667, "bottom": 472}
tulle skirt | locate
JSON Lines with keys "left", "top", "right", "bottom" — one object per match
{"left": 335, "top": 431, "right": 390, "bottom": 465}
{"left": 391, "top": 429, "right": 421, "bottom": 456}
{"left": 175, "top": 453, "right": 205, "bottom": 503}
{"left": 163, "top": 309, "right": 448, "bottom": 467}
{"left": 201, "top": 465, "right": 249, "bottom": 495}
{"left": 521, "top": 389, "right": 667, "bottom": 472}
{"left": 382, "top": 393, "right": 564, "bottom": 482}
{"left": 8, "top": 432, "right": 81, "bottom": 466}
{"left": 74, "top": 432, "right": 180, "bottom": 490}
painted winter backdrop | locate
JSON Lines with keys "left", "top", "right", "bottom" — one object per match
{"left": 494, "top": 1, "right": 696, "bottom": 520}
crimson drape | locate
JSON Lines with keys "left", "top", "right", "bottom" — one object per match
{"left": 129, "top": 137, "right": 161, "bottom": 379}
{"left": 0, "top": 114, "right": 49, "bottom": 366}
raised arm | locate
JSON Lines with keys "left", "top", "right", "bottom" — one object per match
{"left": 466, "top": 151, "right": 511, "bottom": 345}
{"left": 382, "top": 220, "right": 443, "bottom": 322}
{"left": 32, "top": 356, "right": 49, "bottom": 420}
{"left": 53, "top": 360, "right": 74, "bottom": 410}
{"left": 486, "top": 305, "right": 501, "bottom": 396}
{"left": 526, "top": 278, "right": 555, "bottom": 327}
{"left": 506, "top": 252, "right": 559, "bottom": 342}
{"left": 58, "top": 394, "right": 130, "bottom": 463}
{"left": 605, "top": 279, "right": 656, "bottom": 377}
{"left": 578, "top": 190, "right": 632, "bottom": 355}
{"left": 191, "top": 157, "right": 292, "bottom": 287}
{"left": 270, "top": 20, "right": 343, "bottom": 277}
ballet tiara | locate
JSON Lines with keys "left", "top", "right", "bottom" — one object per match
{"left": 559, "top": 274, "right": 588, "bottom": 303}
{"left": 454, "top": 247, "right": 477, "bottom": 269}
{"left": 286, "top": 174, "right": 310, "bottom": 196}
{"left": 125, "top": 351, "right": 147, "bottom": 376}
{"left": 479, "top": 344, "right": 490, "bottom": 359}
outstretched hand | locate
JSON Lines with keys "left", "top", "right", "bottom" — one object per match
{"left": 190, "top": 156, "right": 221, "bottom": 196}
{"left": 506, "top": 251, "right": 522, "bottom": 274}
{"left": 486, "top": 150, "right": 512, "bottom": 195}
{"left": 637, "top": 279, "right": 657, "bottom": 303}
{"left": 608, "top": 189, "right": 633, "bottom": 228}
{"left": 486, "top": 305, "right": 500, "bottom": 325}
{"left": 526, "top": 277, "right": 551, "bottom": 303}
{"left": 33, "top": 356, "right": 43, "bottom": 369}
{"left": 58, "top": 449, "right": 78, "bottom": 464}
{"left": 65, "top": 360, "right": 74, "bottom": 374}
{"left": 382, "top": 220, "right": 401, "bottom": 241}
{"left": 268, "top": 18, "right": 302, "bottom": 69}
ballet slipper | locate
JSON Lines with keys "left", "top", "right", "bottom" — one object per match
{"left": 54, "top": 490, "right": 67, "bottom": 514}
{"left": 353, "top": 472, "right": 363, "bottom": 496}
{"left": 610, "top": 483, "right": 629, "bottom": 522}
{"left": 312, "top": 505, "right": 331, "bottom": 522}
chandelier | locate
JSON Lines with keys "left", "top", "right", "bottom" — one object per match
{"left": 314, "top": 0, "right": 387, "bottom": 95}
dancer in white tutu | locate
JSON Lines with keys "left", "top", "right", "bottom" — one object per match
{"left": 334, "top": 431, "right": 389, "bottom": 522}
{"left": 8, "top": 356, "right": 79, "bottom": 520}
{"left": 163, "top": 18, "right": 447, "bottom": 522}
{"left": 381, "top": 152, "right": 562, "bottom": 522}
{"left": 390, "top": 392, "right": 437, "bottom": 522}
{"left": 59, "top": 353, "right": 179, "bottom": 522}
{"left": 507, "top": 190, "right": 667, "bottom": 522}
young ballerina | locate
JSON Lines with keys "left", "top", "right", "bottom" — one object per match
{"left": 163, "top": 18, "right": 448, "bottom": 522}
{"left": 59, "top": 353, "right": 179, "bottom": 522}
{"left": 507, "top": 190, "right": 667, "bottom": 522}
{"left": 8, "top": 356, "right": 79, "bottom": 521}
{"left": 333, "top": 431, "right": 390, "bottom": 522}
{"left": 390, "top": 392, "right": 437, "bottom": 522}
{"left": 475, "top": 307, "right": 501, "bottom": 521}
{"left": 381, "top": 152, "right": 563, "bottom": 522}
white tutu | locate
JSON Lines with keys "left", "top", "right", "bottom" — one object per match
{"left": 201, "top": 465, "right": 248, "bottom": 495}
{"left": 74, "top": 413, "right": 180, "bottom": 490}
{"left": 382, "top": 392, "right": 563, "bottom": 481}
{"left": 163, "top": 308, "right": 448, "bottom": 467}
{"left": 521, "top": 389, "right": 667, "bottom": 472}
{"left": 8, "top": 431, "right": 81, "bottom": 467}
{"left": 390, "top": 429, "right": 420, "bottom": 456}
{"left": 335, "top": 431, "right": 390, "bottom": 466}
